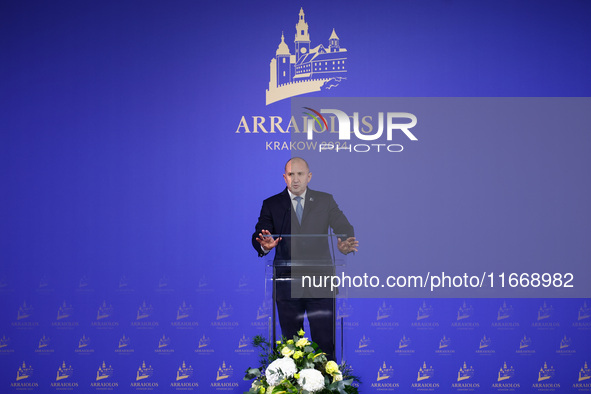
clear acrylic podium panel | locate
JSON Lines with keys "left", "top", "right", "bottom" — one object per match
{"left": 264, "top": 254, "right": 349, "bottom": 363}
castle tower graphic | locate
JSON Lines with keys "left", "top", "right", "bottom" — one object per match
{"left": 176, "top": 361, "right": 194, "bottom": 381}
{"left": 417, "top": 301, "right": 433, "bottom": 320}
{"left": 439, "top": 335, "right": 451, "bottom": 349}
{"left": 266, "top": 8, "right": 347, "bottom": 105}
{"left": 78, "top": 334, "right": 90, "bottom": 348}
{"left": 377, "top": 301, "right": 393, "bottom": 320}
{"left": 198, "top": 334, "right": 210, "bottom": 348}
{"left": 136, "top": 361, "right": 153, "bottom": 381}
{"left": 399, "top": 335, "right": 411, "bottom": 349}
{"left": 17, "top": 301, "right": 33, "bottom": 320}
{"left": 17, "top": 362, "right": 33, "bottom": 381}
{"left": 97, "top": 300, "right": 113, "bottom": 320}
{"left": 216, "top": 361, "right": 233, "bottom": 381}
{"left": 497, "top": 301, "right": 513, "bottom": 320}
{"left": 158, "top": 335, "right": 170, "bottom": 348}
{"left": 538, "top": 362, "right": 555, "bottom": 382}
{"left": 38, "top": 335, "right": 50, "bottom": 349}
{"left": 479, "top": 334, "right": 491, "bottom": 349}
{"left": 498, "top": 362, "right": 515, "bottom": 382}
{"left": 519, "top": 335, "right": 532, "bottom": 349}
{"left": 118, "top": 334, "right": 130, "bottom": 348}
{"left": 560, "top": 335, "right": 572, "bottom": 349}
{"left": 537, "top": 302, "right": 553, "bottom": 321}
{"left": 417, "top": 362, "right": 434, "bottom": 381}
{"left": 457, "top": 362, "right": 474, "bottom": 382}
{"left": 238, "top": 335, "right": 249, "bottom": 348}
{"left": 358, "top": 335, "right": 370, "bottom": 349}
{"left": 256, "top": 300, "right": 270, "bottom": 320}
{"left": 377, "top": 362, "right": 394, "bottom": 381}
{"left": 56, "top": 361, "right": 73, "bottom": 381}
{"left": 579, "top": 301, "right": 590, "bottom": 320}
{"left": 457, "top": 301, "right": 473, "bottom": 320}
{"left": 96, "top": 361, "right": 113, "bottom": 381}
{"left": 580, "top": 362, "right": 591, "bottom": 382}
{"left": 177, "top": 300, "right": 193, "bottom": 320}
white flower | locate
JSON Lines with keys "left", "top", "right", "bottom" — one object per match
{"left": 296, "top": 337, "right": 310, "bottom": 348}
{"left": 297, "top": 368, "right": 325, "bottom": 393}
{"left": 325, "top": 360, "right": 339, "bottom": 375}
{"left": 333, "top": 372, "right": 343, "bottom": 382}
{"left": 281, "top": 346, "right": 294, "bottom": 357}
{"left": 265, "top": 357, "right": 297, "bottom": 386}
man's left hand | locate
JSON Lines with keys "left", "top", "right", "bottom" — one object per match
{"left": 337, "top": 237, "right": 359, "bottom": 255}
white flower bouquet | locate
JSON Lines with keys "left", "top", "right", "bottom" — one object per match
{"left": 244, "top": 330, "right": 359, "bottom": 394}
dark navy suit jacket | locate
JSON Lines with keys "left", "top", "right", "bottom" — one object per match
{"left": 252, "top": 188, "right": 354, "bottom": 270}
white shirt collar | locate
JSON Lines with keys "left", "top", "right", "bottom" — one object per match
{"left": 287, "top": 188, "right": 307, "bottom": 204}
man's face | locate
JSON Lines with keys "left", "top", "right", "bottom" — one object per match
{"left": 283, "top": 159, "right": 312, "bottom": 196}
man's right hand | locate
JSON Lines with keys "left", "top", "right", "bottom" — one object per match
{"left": 255, "top": 229, "right": 282, "bottom": 251}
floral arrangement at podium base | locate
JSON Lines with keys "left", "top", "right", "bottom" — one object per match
{"left": 244, "top": 330, "right": 359, "bottom": 394}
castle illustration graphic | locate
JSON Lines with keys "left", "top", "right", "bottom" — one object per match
{"left": 358, "top": 335, "right": 371, "bottom": 349}
{"left": 57, "top": 301, "right": 73, "bottom": 320}
{"left": 176, "top": 361, "right": 193, "bottom": 381}
{"left": 217, "top": 301, "right": 233, "bottom": 320}
{"left": 97, "top": 300, "right": 113, "bottom": 320}
{"left": 537, "top": 302, "right": 553, "bottom": 321}
{"left": 136, "top": 361, "right": 153, "bottom": 381}
{"left": 38, "top": 335, "right": 50, "bottom": 349}
{"left": 457, "top": 362, "right": 474, "bottom": 382}
{"left": 498, "top": 362, "right": 515, "bottom": 382}
{"left": 158, "top": 335, "right": 171, "bottom": 349}
{"left": 256, "top": 300, "right": 270, "bottom": 320}
{"left": 538, "top": 362, "right": 555, "bottom": 382}
{"left": 377, "top": 301, "right": 393, "bottom": 321}
{"left": 96, "top": 362, "right": 113, "bottom": 381}
{"left": 238, "top": 335, "right": 250, "bottom": 349}
{"left": 377, "top": 362, "right": 394, "bottom": 381}
{"left": 56, "top": 361, "right": 73, "bottom": 381}
{"left": 177, "top": 301, "right": 193, "bottom": 320}
{"left": 136, "top": 301, "right": 153, "bottom": 320}
{"left": 519, "top": 335, "right": 532, "bottom": 349}
{"left": 17, "top": 301, "right": 33, "bottom": 320}
{"left": 78, "top": 335, "right": 90, "bottom": 349}
{"left": 417, "top": 301, "right": 433, "bottom": 320}
{"left": 479, "top": 334, "right": 492, "bottom": 349}
{"left": 560, "top": 335, "right": 572, "bottom": 349}
{"left": 439, "top": 335, "right": 451, "bottom": 349}
{"left": 337, "top": 300, "right": 353, "bottom": 319}
{"left": 457, "top": 301, "right": 473, "bottom": 320}
{"left": 216, "top": 361, "right": 233, "bottom": 381}
{"left": 266, "top": 8, "right": 347, "bottom": 105}
{"left": 198, "top": 334, "right": 210, "bottom": 349}
{"left": 417, "top": 362, "right": 434, "bottom": 381}
{"left": 580, "top": 362, "right": 591, "bottom": 382}
{"left": 399, "top": 335, "right": 411, "bottom": 349}
{"left": 497, "top": 301, "right": 513, "bottom": 320}
{"left": 579, "top": 301, "right": 590, "bottom": 320}
{"left": 17, "top": 362, "right": 33, "bottom": 381}
{"left": 118, "top": 334, "right": 130, "bottom": 348}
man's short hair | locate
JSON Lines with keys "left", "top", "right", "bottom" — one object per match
{"left": 285, "top": 157, "right": 310, "bottom": 172}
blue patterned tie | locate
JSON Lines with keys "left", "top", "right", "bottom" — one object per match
{"left": 294, "top": 196, "right": 303, "bottom": 224}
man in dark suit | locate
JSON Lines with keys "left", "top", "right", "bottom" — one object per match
{"left": 252, "top": 157, "right": 358, "bottom": 361}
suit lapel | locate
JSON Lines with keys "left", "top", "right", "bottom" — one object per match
{"left": 279, "top": 188, "right": 298, "bottom": 234}
{"left": 300, "top": 188, "right": 315, "bottom": 226}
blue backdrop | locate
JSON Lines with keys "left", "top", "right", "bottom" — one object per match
{"left": 1, "top": 0, "right": 590, "bottom": 392}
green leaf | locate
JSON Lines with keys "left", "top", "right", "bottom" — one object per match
{"left": 244, "top": 367, "right": 262, "bottom": 380}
